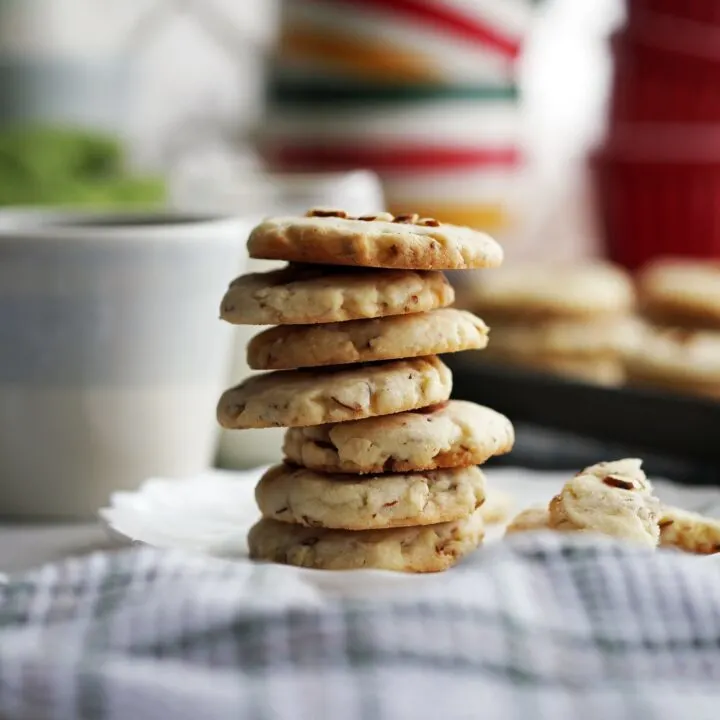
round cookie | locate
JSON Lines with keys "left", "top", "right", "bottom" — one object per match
{"left": 480, "top": 352, "right": 625, "bottom": 387}
{"left": 282, "top": 400, "right": 513, "bottom": 474}
{"left": 482, "top": 317, "right": 641, "bottom": 359}
{"left": 247, "top": 209, "right": 504, "bottom": 270}
{"left": 547, "top": 459, "right": 661, "bottom": 548}
{"left": 659, "top": 507, "right": 720, "bottom": 555}
{"left": 247, "top": 507, "right": 485, "bottom": 573}
{"left": 505, "top": 507, "right": 551, "bottom": 535}
{"left": 217, "top": 356, "right": 452, "bottom": 429}
{"left": 638, "top": 259, "right": 720, "bottom": 330}
{"left": 248, "top": 309, "right": 488, "bottom": 370}
{"left": 255, "top": 463, "right": 486, "bottom": 530}
{"left": 460, "top": 262, "right": 634, "bottom": 320}
{"left": 624, "top": 326, "right": 720, "bottom": 399}
{"left": 221, "top": 264, "right": 453, "bottom": 325}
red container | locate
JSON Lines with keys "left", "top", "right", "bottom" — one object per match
{"left": 627, "top": 0, "right": 720, "bottom": 27}
{"left": 592, "top": 127, "right": 720, "bottom": 271}
{"left": 609, "top": 21, "right": 720, "bottom": 124}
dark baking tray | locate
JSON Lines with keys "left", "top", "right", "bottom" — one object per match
{"left": 446, "top": 355, "right": 720, "bottom": 485}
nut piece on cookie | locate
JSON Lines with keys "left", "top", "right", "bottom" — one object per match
{"left": 505, "top": 507, "right": 551, "bottom": 535}
{"left": 255, "top": 463, "right": 486, "bottom": 531}
{"left": 247, "top": 211, "right": 504, "bottom": 270}
{"left": 247, "top": 308, "right": 489, "bottom": 371}
{"left": 247, "top": 507, "right": 485, "bottom": 573}
{"left": 282, "top": 400, "right": 513, "bottom": 474}
{"left": 221, "top": 265, "right": 454, "bottom": 325}
{"left": 547, "top": 459, "right": 661, "bottom": 548}
{"left": 217, "top": 356, "right": 452, "bottom": 429}
{"left": 659, "top": 506, "right": 720, "bottom": 555}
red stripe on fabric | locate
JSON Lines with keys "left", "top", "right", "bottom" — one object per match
{"left": 336, "top": 0, "right": 521, "bottom": 58}
{"left": 264, "top": 144, "right": 522, "bottom": 171}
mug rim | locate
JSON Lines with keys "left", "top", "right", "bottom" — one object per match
{"left": 0, "top": 208, "right": 250, "bottom": 242}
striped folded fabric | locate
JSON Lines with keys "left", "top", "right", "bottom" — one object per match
{"left": 261, "top": 0, "right": 538, "bottom": 231}
{"left": 261, "top": 80, "right": 523, "bottom": 232}
{"left": 278, "top": 0, "right": 531, "bottom": 84}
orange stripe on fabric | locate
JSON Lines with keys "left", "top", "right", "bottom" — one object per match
{"left": 279, "top": 29, "right": 443, "bottom": 83}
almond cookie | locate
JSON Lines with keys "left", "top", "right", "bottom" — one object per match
{"left": 659, "top": 507, "right": 720, "bottom": 555}
{"left": 247, "top": 309, "right": 488, "bottom": 371}
{"left": 221, "top": 264, "right": 453, "bottom": 325}
{"left": 247, "top": 507, "right": 485, "bottom": 573}
{"left": 255, "top": 463, "right": 486, "bottom": 530}
{"left": 283, "top": 400, "right": 513, "bottom": 474}
{"left": 624, "top": 326, "right": 720, "bottom": 399}
{"left": 247, "top": 210, "right": 504, "bottom": 270}
{"left": 217, "top": 356, "right": 452, "bottom": 429}
{"left": 460, "top": 262, "right": 634, "bottom": 321}
{"left": 547, "top": 459, "right": 661, "bottom": 548}
{"left": 638, "top": 259, "right": 720, "bottom": 329}
{"left": 505, "top": 507, "right": 551, "bottom": 535}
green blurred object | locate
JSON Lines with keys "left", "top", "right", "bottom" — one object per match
{"left": 0, "top": 126, "right": 166, "bottom": 208}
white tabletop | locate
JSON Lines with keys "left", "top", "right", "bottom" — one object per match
{"left": 0, "top": 524, "right": 116, "bottom": 575}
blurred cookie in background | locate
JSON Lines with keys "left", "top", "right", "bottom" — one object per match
{"left": 637, "top": 259, "right": 720, "bottom": 331}
{"left": 624, "top": 326, "right": 720, "bottom": 401}
{"left": 628, "top": 259, "right": 720, "bottom": 400}
{"left": 457, "top": 262, "right": 638, "bottom": 385}
{"left": 479, "top": 318, "right": 639, "bottom": 386}
{"left": 458, "top": 262, "right": 635, "bottom": 320}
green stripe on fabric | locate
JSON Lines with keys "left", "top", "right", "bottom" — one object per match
{"left": 267, "top": 78, "right": 519, "bottom": 106}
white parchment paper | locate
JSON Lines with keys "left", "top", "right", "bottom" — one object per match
{"left": 99, "top": 466, "right": 720, "bottom": 599}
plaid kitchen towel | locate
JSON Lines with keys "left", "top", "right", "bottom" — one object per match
{"left": 1, "top": 533, "right": 720, "bottom": 720}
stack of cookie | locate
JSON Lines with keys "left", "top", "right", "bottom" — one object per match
{"left": 458, "top": 263, "right": 638, "bottom": 386}
{"left": 216, "top": 209, "right": 515, "bottom": 573}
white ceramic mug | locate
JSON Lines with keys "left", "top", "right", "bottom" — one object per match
{"left": 0, "top": 210, "right": 249, "bottom": 519}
